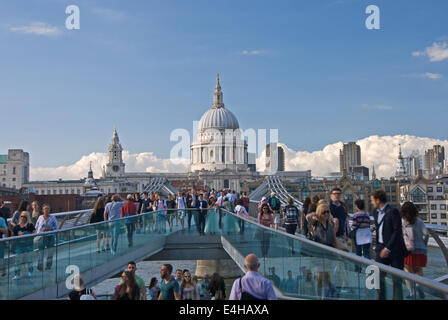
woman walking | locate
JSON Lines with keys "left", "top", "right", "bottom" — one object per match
{"left": 166, "top": 194, "right": 176, "bottom": 232}
{"left": 209, "top": 272, "right": 226, "bottom": 300}
{"left": 222, "top": 198, "right": 240, "bottom": 234}
{"left": 176, "top": 192, "right": 187, "bottom": 230}
{"left": 351, "top": 199, "right": 372, "bottom": 259}
{"left": 180, "top": 270, "right": 200, "bottom": 300}
{"left": 111, "top": 271, "right": 141, "bottom": 300}
{"left": 257, "top": 204, "right": 273, "bottom": 258}
{"left": 12, "top": 212, "right": 36, "bottom": 280}
{"left": 401, "top": 201, "right": 429, "bottom": 299}
{"left": 306, "top": 203, "right": 337, "bottom": 299}
{"left": 91, "top": 197, "right": 106, "bottom": 253}
{"left": 204, "top": 198, "right": 219, "bottom": 235}
{"left": 148, "top": 277, "right": 160, "bottom": 300}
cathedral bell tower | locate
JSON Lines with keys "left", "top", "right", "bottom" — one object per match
{"left": 104, "top": 127, "right": 125, "bottom": 178}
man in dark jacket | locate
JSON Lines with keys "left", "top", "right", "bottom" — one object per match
{"left": 370, "top": 189, "right": 407, "bottom": 300}
{"left": 198, "top": 194, "right": 208, "bottom": 235}
{"left": 186, "top": 189, "right": 200, "bottom": 232}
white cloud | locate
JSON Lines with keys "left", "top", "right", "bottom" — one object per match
{"left": 424, "top": 72, "right": 443, "bottom": 79}
{"left": 361, "top": 104, "right": 393, "bottom": 110}
{"left": 403, "top": 72, "right": 443, "bottom": 80}
{"left": 30, "top": 151, "right": 189, "bottom": 181}
{"left": 270, "top": 135, "right": 448, "bottom": 179}
{"left": 9, "top": 22, "right": 62, "bottom": 36}
{"left": 240, "top": 50, "right": 266, "bottom": 56}
{"left": 91, "top": 7, "right": 127, "bottom": 20}
{"left": 413, "top": 42, "right": 448, "bottom": 62}
{"left": 31, "top": 135, "right": 448, "bottom": 181}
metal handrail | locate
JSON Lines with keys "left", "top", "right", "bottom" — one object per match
{"left": 0, "top": 208, "right": 199, "bottom": 243}
{"left": 220, "top": 208, "right": 448, "bottom": 296}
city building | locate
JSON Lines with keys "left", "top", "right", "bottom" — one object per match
{"left": 264, "top": 143, "right": 285, "bottom": 173}
{"left": 395, "top": 144, "right": 408, "bottom": 179}
{"left": 0, "top": 149, "right": 29, "bottom": 190}
{"left": 399, "top": 169, "right": 448, "bottom": 226}
{"left": 403, "top": 150, "right": 423, "bottom": 178}
{"left": 348, "top": 165, "right": 369, "bottom": 181}
{"left": 339, "top": 142, "right": 361, "bottom": 173}
{"left": 424, "top": 145, "right": 445, "bottom": 175}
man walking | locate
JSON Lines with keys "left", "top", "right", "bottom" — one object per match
{"left": 104, "top": 194, "right": 123, "bottom": 255}
{"left": 121, "top": 195, "right": 137, "bottom": 248}
{"left": 229, "top": 254, "right": 277, "bottom": 300}
{"left": 198, "top": 194, "right": 208, "bottom": 235}
{"left": 159, "top": 264, "right": 180, "bottom": 300}
{"left": 370, "top": 189, "right": 407, "bottom": 300}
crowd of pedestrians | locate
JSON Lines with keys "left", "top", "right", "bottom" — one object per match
{"left": 0, "top": 200, "right": 58, "bottom": 280}
{"left": 69, "top": 251, "right": 277, "bottom": 300}
{"left": 0, "top": 184, "right": 432, "bottom": 300}
{"left": 299, "top": 188, "right": 429, "bottom": 300}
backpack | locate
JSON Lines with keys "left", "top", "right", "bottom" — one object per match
{"left": 402, "top": 224, "right": 415, "bottom": 252}
{"left": 80, "top": 288, "right": 95, "bottom": 300}
{"left": 239, "top": 277, "right": 262, "bottom": 300}
{"left": 271, "top": 198, "right": 280, "bottom": 210}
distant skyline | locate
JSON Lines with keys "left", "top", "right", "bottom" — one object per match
{"left": 1, "top": 0, "right": 447, "bottom": 170}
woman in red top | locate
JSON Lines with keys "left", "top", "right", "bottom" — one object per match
{"left": 257, "top": 204, "right": 273, "bottom": 258}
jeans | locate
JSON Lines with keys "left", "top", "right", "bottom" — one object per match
{"left": 285, "top": 224, "right": 297, "bottom": 252}
{"left": 38, "top": 235, "right": 55, "bottom": 269}
{"left": 355, "top": 243, "right": 371, "bottom": 259}
{"left": 110, "top": 223, "right": 121, "bottom": 253}
{"left": 198, "top": 210, "right": 207, "bottom": 234}
{"left": 239, "top": 219, "right": 245, "bottom": 234}
{"left": 125, "top": 223, "right": 135, "bottom": 247}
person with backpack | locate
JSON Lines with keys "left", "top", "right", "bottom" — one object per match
{"left": 229, "top": 254, "right": 277, "bottom": 300}
{"left": 400, "top": 201, "right": 429, "bottom": 299}
{"left": 268, "top": 193, "right": 281, "bottom": 230}
{"left": 68, "top": 275, "right": 97, "bottom": 300}
{"left": 153, "top": 193, "right": 167, "bottom": 233}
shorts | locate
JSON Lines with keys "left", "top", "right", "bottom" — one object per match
{"left": 273, "top": 213, "right": 281, "bottom": 224}
{"left": 166, "top": 214, "right": 174, "bottom": 223}
{"left": 178, "top": 210, "right": 186, "bottom": 219}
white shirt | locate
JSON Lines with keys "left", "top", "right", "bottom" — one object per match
{"left": 377, "top": 204, "right": 388, "bottom": 245}
{"left": 176, "top": 197, "right": 186, "bottom": 209}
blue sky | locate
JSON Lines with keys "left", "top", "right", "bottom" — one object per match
{"left": 0, "top": 0, "right": 447, "bottom": 168}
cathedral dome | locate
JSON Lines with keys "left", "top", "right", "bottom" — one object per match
{"left": 198, "top": 107, "right": 239, "bottom": 132}
{"left": 197, "top": 74, "right": 239, "bottom": 132}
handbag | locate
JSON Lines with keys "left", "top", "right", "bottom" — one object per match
{"left": 402, "top": 224, "right": 415, "bottom": 252}
{"left": 335, "top": 236, "right": 350, "bottom": 252}
{"left": 80, "top": 288, "right": 95, "bottom": 300}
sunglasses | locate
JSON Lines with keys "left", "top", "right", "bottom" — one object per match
{"left": 20, "top": 216, "right": 27, "bottom": 219}
{"left": 323, "top": 211, "right": 330, "bottom": 214}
